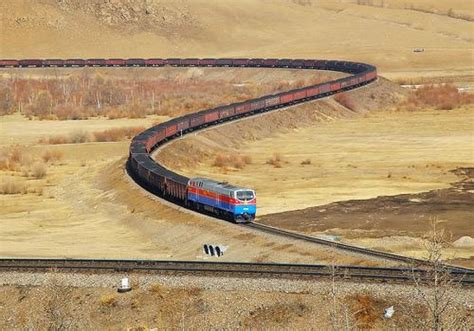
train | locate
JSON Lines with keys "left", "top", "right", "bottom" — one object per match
{"left": 2, "top": 57, "right": 377, "bottom": 223}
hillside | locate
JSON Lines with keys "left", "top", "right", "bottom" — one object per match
{"left": 1, "top": 0, "right": 473, "bottom": 80}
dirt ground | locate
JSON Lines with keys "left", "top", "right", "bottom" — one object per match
{"left": 1, "top": 273, "right": 472, "bottom": 330}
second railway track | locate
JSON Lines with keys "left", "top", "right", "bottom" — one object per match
{"left": 1, "top": 258, "right": 473, "bottom": 286}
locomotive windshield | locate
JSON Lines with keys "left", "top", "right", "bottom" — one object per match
{"left": 236, "top": 190, "right": 255, "bottom": 201}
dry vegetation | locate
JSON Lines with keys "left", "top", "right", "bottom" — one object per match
{"left": 398, "top": 84, "right": 474, "bottom": 111}
{"left": 0, "top": 74, "right": 328, "bottom": 120}
{"left": 38, "top": 126, "right": 145, "bottom": 144}
{"left": 0, "top": 145, "right": 60, "bottom": 195}
{"left": 266, "top": 153, "right": 285, "bottom": 168}
{"left": 212, "top": 153, "right": 252, "bottom": 170}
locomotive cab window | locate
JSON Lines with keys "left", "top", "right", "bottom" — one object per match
{"left": 236, "top": 190, "right": 255, "bottom": 201}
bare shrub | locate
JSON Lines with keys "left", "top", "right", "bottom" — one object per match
{"left": 99, "top": 294, "right": 118, "bottom": 307}
{"left": 266, "top": 153, "right": 283, "bottom": 168}
{"left": 93, "top": 126, "right": 145, "bottom": 142}
{"left": 334, "top": 93, "right": 356, "bottom": 111}
{"left": 406, "top": 219, "right": 470, "bottom": 330}
{"left": 301, "top": 158, "right": 311, "bottom": 165}
{"left": 41, "top": 149, "right": 63, "bottom": 163}
{"left": 69, "top": 130, "right": 90, "bottom": 144}
{"left": 31, "top": 162, "right": 47, "bottom": 179}
{"left": 0, "top": 177, "right": 26, "bottom": 194}
{"left": 212, "top": 153, "right": 251, "bottom": 170}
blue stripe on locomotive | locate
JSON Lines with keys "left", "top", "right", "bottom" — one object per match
{"left": 187, "top": 193, "right": 256, "bottom": 216}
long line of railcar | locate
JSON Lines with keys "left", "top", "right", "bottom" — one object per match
{"left": 2, "top": 58, "right": 377, "bottom": 221}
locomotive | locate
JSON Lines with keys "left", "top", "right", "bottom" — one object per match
{"left": 188, "top": 178, "right": 256, "bottom": 223}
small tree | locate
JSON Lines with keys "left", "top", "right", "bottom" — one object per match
{"left": 408, "top": 218, "right": 469, "bottom": 330}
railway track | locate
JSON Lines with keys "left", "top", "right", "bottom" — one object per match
{"left": 245, "top": 223, "right": 474, "bottom": 273}
{"left": 1, "top": 258, "right": 472, "bottom": 286}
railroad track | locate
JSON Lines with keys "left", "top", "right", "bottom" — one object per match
{"left": 244, "top": 223, "right": 474, "bottom": 273}
{"left": 1, "top": 258, "right": 472, "bottom": 286}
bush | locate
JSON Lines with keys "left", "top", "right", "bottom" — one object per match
{"left": 400, "top": 84, "right": 474, "bottom": 111}
{"left": 99, "top": 294, "right": 117, "bottom": 307}
{"left": 266, "top": 153, "right": 283, "bottom": 168}
{"left": 69, "top": 130, "right": 90, "bottom": 144}
{"left": 0, "top": 177, "right": 26, "bottom": 194}
{"left": 41, "top": 150, "right": 63, "bottom": 163}
{"left": 212, "top": 153, "right": 251, "bottom": 170}
{"left": 92, "top": 126, "right": 145, "bottom": 142}
{"left": 31, "top": 162, "right": 47, "bottom": 179}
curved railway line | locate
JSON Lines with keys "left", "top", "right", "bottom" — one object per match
{"left": 0, "top": 258, "right": 472, "bottom": 286}
{"left": 2, "top": 57, "right": 473, "bottom": 282}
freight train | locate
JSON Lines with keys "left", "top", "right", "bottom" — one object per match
{"left": 2, "top": 58, "right": 377, "bottom": 223}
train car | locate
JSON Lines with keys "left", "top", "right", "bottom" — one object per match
{"left": 126, "top": 58, "right": 145, "bottom": 67}
{"left": 106, "top": 58, "right": 126, "bottom": 67}
{"left": 86, "top": 59, "right": 106, "bottom": 67}
{"left": 218, "top": 105, "right": 235, "bottom": 120}
{"left": 330, "top": 82, "right": 342, "bottom": 91}
{"left": 264, "top": 95, "right": 281, "bottom": 108}
{"left": 166, "top": 58, "right": 181, "bottom": 66}
{"left": 250, "top": 99, "right": 265, "bottom": 111}
{"left": 187, "top": 178, "right": 256, "bottom": 223}
{"left": 43, "top": 59, "right": 64, "bottom": 67}
{"left": 177, "top": 118, "right": 190, "bottom": 132}
{"left": 319, "top": 83, "right": 330, "bottom": 94}
{"left": 19, "top": 59, "right": 43, "bottom": 67}
{"left": 280, "top": 91, "right": 295, "bottom": 104}
{"left": 146, "top": 58, "right": 165, "bottom": 67}
{"left": 0, "top": 59, "right": 19, "bottom": 67}
{"left": 235, "top": 102, "right": 251, "bottom": 114}
{"left": 182, "top": 58, "right": 199, "bottom": 66}
{"left": 277, "top": 59, "right": 292, "bottom": 67}
{"left": 262, "top": 59, "right": 277, "bottom": 67}
{"left": 233, "top": 58, "right": 249, "bottom": 67}
{"left": 293, "top": 89, "right": 307, "bottom": 101}
{"left": 248, "top": 58, "right": 264, "bottom": 67}
{"left": 65, "top": 59, "right": 85, "bottom": 67}
{"left": 305, "top": 86, "right": 320, "bottom": 97}
{"left": 190, "top": 114, "right": 206, "bottom": 127}
{"left": 292, "top": 59, "right": 304, "bottom": 68}
{"left": 216, "top": 58, "right": 233, "bottom": 67}
{"left": 165, "top": 124, "right": 178, "bottom": 138}
{"left": 204, "top": 110, "right": 219, "bottom": 123}
{"left": 303, "top": 60, "right": 316, "bottom": 68}
{"left": 199, "top": 58, "right": 216, "bottom": 66}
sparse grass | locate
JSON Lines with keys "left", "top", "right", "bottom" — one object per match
{"left": 99, "top": 294, "right": 118, "bottom": 307}
{"left": 0, "top": 177, "right": 27, "bottom": 194}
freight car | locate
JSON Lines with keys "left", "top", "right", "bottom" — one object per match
{"left": 3, "top": 57, "right": 377, "bottom": 223}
